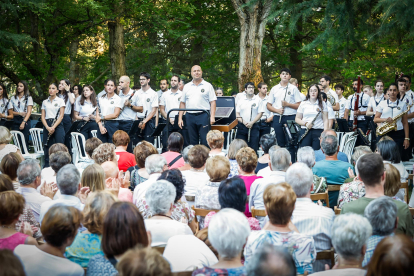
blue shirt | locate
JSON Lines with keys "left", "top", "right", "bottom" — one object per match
{"left": 315, "top": 149, "right": 348, "bottom": 163}
{"left": 66, "top": 233, "right": 103, "bottom": 268}
{"left": 362, "top": 234, "right": 390, "bottom": 267}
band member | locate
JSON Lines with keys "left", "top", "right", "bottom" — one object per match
{"left": 95, "top": 79, "right": 122, "bottom": 143}
{"left": 58, "top": 79, "right": 75, "bottom": 133}
{"left": 178, "top": 65, "right": 216, "bottom": 147}
{"left": 73, "top": 85, "right": 99, "bottom": 140}
{"left": 72, "top": 85, "right": 82, "bottom": 99}
{"left": 11, "top": 81, "right": 33, "bottom": 153}
{"left": 267, "top": 68, "right": 302, "bottom": 148}
{"left": 396, "top": 77, "right": 413, "bottom": 161}
{"left": 334, "top": 84, "right": 347, "bottom": 119}
{"left": 41, "top": 83, "right": 65, "bottom": 167}
{"left": 374, "top": 83, "right": 409, "bottom": 159}
{"left": 319, "top": 75, "right": 339, "bottom": 111}
{"left": 257, "top": 82, "right": 273, "bottom": 138}
{"left": 157, "top": 79, "right": 169, "bottom": 102}
{"left": 215, "top": 88, "right": 224, "bottom": 97}
{"left": 236, "top": 82, "right": 264, "bottom": 152}
{"left": 0, "top": 83, "right": 13, "bottom": 126}
{"left": 321, "top": 92, "right": 335, "bottom": 129}
{"left": 366, "top": 80, "right": 385, "bottom": 116}
{"left": 296, "top": 84, "right": 328, "bottom": 150}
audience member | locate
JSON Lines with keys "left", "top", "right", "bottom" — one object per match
{"left": 244, "top": 182, "right": 315, "bottom": 274}
{"left": 128, "top": 141, "right": 158, "bottom": 190}
{"left": 0, "top": 152, "right": 23, "bottom": 191}
{"left": 0, "top": 126, "right": 24, "bottom": 162}
{"left": 76, "top": 137, "right": 102, "bottom": 171}
{"left": 227, "top": 139, "right": 248, "bottom": 178}
{"left": 207, "top": 130, "right": 225, "bottom": 157}
{"left": 44, "top": 151, "right": 72, "bottom": 198}
{"left": 0, "top": 249, "right": 26, "bottom": 276}
{"left": 81, "top": 163, "right": 105, "bottom": 192}
{"left": 162, "top": 132, "right": 185, "bottom": 169}
{"left": 178, "top": 145, "right": 194, "bottom": 171}
{"left": 384, "top": 163, "right": 404, "bottom": 202}
{"left": 314, "top": 129, "right": 348, "bottom": 162}
{"left": 255, "top": 134, "right": 277, "bottom": 173}
{"left": 297, "top": 146, "right": 327, "bottom": 194}
{"left": 102, "top": 161, "right": 132, "bottom": 202}
{"left": 256, "top": 145, "right": 281, "bottom": 177}
{"left": 15, "top": 205, "right": 84, "bottom": 276}
{"left": 41, "top": 143, "right": 69, "bottom": 183}
{"left": 113, "top": 130, "right": 136, "bottom": 172}
{"left": 377, "top": 139, "right": 408, "bottom": 182}
{"left": 193, "top": 209, "right": 250, "bottom": 276}
{"left": 92, "top": 143, "right": 117, "bottom": 165}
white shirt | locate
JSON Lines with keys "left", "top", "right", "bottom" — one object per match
{"left": 18, "top": 187, "right": 52, "bottom": 223}
{"left": 297, "top": 100, "right": 327, "bottom": 129}
{"left": 15, "top": 245, "right": 84, "bottom": 276}
{"left": 97, "top": 93, "right": 123, "bottom": 118}
{"left": 133, "top": 173, "right": 162, "bottom": 204}
{"left": 376, "top": 99, "right": 407, "bottom": 131}
{"left": 299, "top": 93, "right": 306, "bottom": 101}
{"left": 258, "top": 95, "right": 272, "bottom": 120}
{"left": 58, "top": 93, "right": 74, "bottom": 114}
{"left": 400, "top": 92, "right": 414, "bottom": 123}
{"left": 163, "top": 235, "right": 218, "bottom": 272}
{"left": 368, "top": 94, "right": 385, "bottom": 114}
{"left": 118, "top": 89, "right": 141, "bottom": 120}
{"left": 10, "top": 95, "right": 33, "bottom": 113}
{"left": 346, "top": 92, "right": 370, "bottom": 120}
{"left": 0, "top": 98, "right": 12, "bottom": 116}
{"left": 181, "top": 170, "right": 210, "bottom": 197}
{"left": 336, "top": 97, "right": 348, "bottom": 119}
{"left": 74, "top": 97, "right": 97, "bottom": 117}
{"left": 267, "top": 83, "right": 302, "bottom": 116}
{"left": 236, "top": 95, "right": 264, "bottom": 123}
{"left": 180, "top": 79, "right": 217, "bottom": 112}
{"left": 327, "top": 102, "right": 335, "bottom": 120}
{"left": 160, "top": 90, "right": 183, "bottom": 119}
{"left": 39, "top": 194, "right": 84, "bottom": 225}
{"left": 41, "top": 97, "right": 66, "bottom": 119}
{"left": 235, "top": 91, "right": 246, "bottom": 108}
{"left": 144, "top": 219, "right": 193, "bottom": 247}
{"left": 326, "top": 88, "right": 339, "bottom": 104}
{"left": 134, "top": 88, "right": 158, "bottom": 118}
{"left": 257, "top": 166, "right": 271, "bottom": 177}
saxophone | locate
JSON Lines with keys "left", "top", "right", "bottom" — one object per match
{"left": 376, "top": 102, "right": 413, "bottom": 136}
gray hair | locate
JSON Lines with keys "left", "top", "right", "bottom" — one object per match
{"left": 297, "top": 146, "right": 315, "bottom": 169}
{"left": 145, "top": 180, "right": 176, "bottom": 215}
{"left": 208, "top": 208, "right": 250, "bottom": 259}
{"left": 351, "top": 146, "right": 372, "bottom": 165}
{"left": 364, "top": 196, "right": 397, "bottom": 236}
{"left": 286, "top": 163, "right": 313, "bottom": 197}
{"left": 270, "top": 148, "right": 291, "bottom": 172}
{"left": 331, "top": 213, "right": 372, "bottom": 261}
{"left": 321, "top": 135, "right": 338, "bottom": 156}
{"left": 17, "top": 159, "right": 41, "bottom": 185}
{"left": 56, "top": 164, "right": 80, "bottom": 195}
{"left": 268, "top": 145, "right": 280, "bottom": 158}
{"left": 246, "top": 244, "right": 296, "bottom": 276}
{"left": 145, "top": 154, "right": 167, "bottom": 174}
{"left": 182, "top": 145, "right": 194, "bottom": 163}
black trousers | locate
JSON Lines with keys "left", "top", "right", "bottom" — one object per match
{"left": 272, "top": 114, "right": 296, "bottom": 147}
{"left": 348, "top": 120, "right": 368, "bottom": 146}
{"left": 298, "top": 128, "right": 323, "bottom": 150}
{"left": 185, "top": 112, "right": 210, "bottom": 147}
{"left": 97, "top": 120, "right": 119, "bottom": 143}
{"left": 43, "top": 119, "right": 65, "bottom": 167}
{"left": 137, "top": 118, "right": 156, "bottom": 144}
{"left": 118, "top": 120, "right": 134, "bottom": 152}
{"left": 378, "top": 129, "right": 406, "bottom": 161}
{"left": 236, "top": 122, "right": 260, "bottom": 152}
{"left": 62, "top": 114, "right": 72, "bottom": 134}
{"left": 259, "top": 119, "right": 272, "bottom": 139}
{"left": 12, "top": 116, "right": 30, "bottom": 154}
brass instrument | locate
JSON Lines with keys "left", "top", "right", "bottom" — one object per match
{"left": 327, "top": 93, "right": 336, "bottom": 107}
{"left": 376, "top": 102, "right": 413, "bottom": 136}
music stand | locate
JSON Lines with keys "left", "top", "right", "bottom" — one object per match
{"left": 128, "top": 119, "right": 144, "bottom": 138}
{"left": 336, "top": 119, "right": 350, "bottom": 132}
{"left": 150, "top": 123, "right": 167, "bottom": 137}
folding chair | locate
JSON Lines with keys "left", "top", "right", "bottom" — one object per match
{"left": 310, "top": 190, "right": 330, "bottom": 208}
{"left": 191, "top": 206, "right": 220, "bottom": 233}
{"left": 251, "top": 206, "right": 266, "bottom": 218}
{"left": 316, "top": 248, "right": 335, "bottom": 267}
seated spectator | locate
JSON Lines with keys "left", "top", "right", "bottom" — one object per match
{"left": 341, "top": 154, "right": 414, "bottom": 237}
{"left": 256, "top": 145, "right": 280, "bottom": 177}
{"left": 66, "top": 191, "right": 117, "bottom": 267}
{"left": 178, "top": 145, "right": 194, "bottom": 172}
{"left": 128, "top": 141, "right": 158, "bottom": 190}
{"left": 195, "top": 227, "right": 218, "bottom": 257}
{"left": 227, "top": 139, "right": 247, "bottom": 178}
{"left": 87, "top": 202, "right": 149, "bottom": 275}
{"left": 377, "top": 139, "right": 408, "bottom": 182}
{"left": 366, "top": 235, "right": 414, "bottom": 276}
{"left": 102, "top": 161, "right": 132, "bottom": 202}
{"left": 297, "top": 146, "right": 327, "bottom": 194}
{"left": 44, "top": 151, "right": 72, "bottom": 199}
{"left": 246, "top": 244, "right": 297, "bottom": 276}
{"left": 113, "top": 130, "right": 136, "bottom": 172}
{"left": 14, "top": 205, "right": 84, "bottom": 276}
{"left": 0, "top": 126, "right": 24, "bottom": 162}
{"left": 314, "top": 129, "right": 348, "bottom": 162}
{"left": 193, "top": 209, "right": 250, "bottom": 276}
{"left": 92, "top": 143, "right": 117, "bottom": 165}
{"left": 384, "top": 163, "right": 405, "bottom": 202}
{"left": 244, "top": 182, "right": 315, "bottom": 274}
{"left": 144, "top": 180, "right": 192, "bottom": 246}
{"left": 0, "top": 152, "right": 23, "bottom": 192}
{"left": 313, "top": 134, "right": 353, "bottom": 207}
{"left": 204, "top": 177, "right": 260, "bottom": 230}
{"left": 0, "top": 191, "right": 37, "bottom": 250}
{"left": 76, "top": 137, "right": 102, "bottom": 172}
{"left": 286, "top": 162, "right": 335, "bottom": 272}
{"left": 250, "top": 148, "right": 290, "bottom": 226}
{"left": 363, "top": 197, "right": 398, "bottom": 267}
{"left": 312, "top": 213, "right": 372, "bottom": 276}
{"left": 0, "top": 249, "right": 26, "bottom": 276}
{"left": 81, "top": 163, "right": 105, "bottom": 192}
{"left": 41, "top": 143, "right": 69, "bottom": 183}
{"left": 207, "top": 130, "right": 225, "bottom": 157}
{"left": 255, "top": 134, "right": 277, "bottom": 174}
{"left": 162, "top": 132, "right": 185, "bottom": 169}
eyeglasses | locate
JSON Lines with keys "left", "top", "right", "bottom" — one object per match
{"left": 247, "top": 86, "right": 255, "bottom": 89}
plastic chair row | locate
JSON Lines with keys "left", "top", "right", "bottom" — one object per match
{"left": 11, "top": 129, "right": 44, "bottom": 167}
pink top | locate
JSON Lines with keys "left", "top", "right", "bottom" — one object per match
{"left": 162, "top": 151, "right": 185, "bottom": 169}
{"left": 118, "top": 188, "right": 133, "bottom": 202}
{"left": 204, "top": 211, "right": 261, "bottom": 230}
{"left": 0, "top": 232, "right": 28, "bottom": 251}
{"left": 239, "top": 175, "right": 262, "bottom": 217}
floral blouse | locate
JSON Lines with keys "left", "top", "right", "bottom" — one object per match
{"left": 337, "top": 179, "right": 365, "bottom": 208}
{"left": 16, "top": 207, "right": 42, "bottom": 239}
{"left": 137, "top": 198, "right": 195, "bottom": 223}
{"left": 204, "top": 211, "right": 261, "bottom": 231}
{"left": 195, "top": 182, "right": 221, "bottom": 228}
{"left": 228, "top": 159, "right": 239, "bottom": 178}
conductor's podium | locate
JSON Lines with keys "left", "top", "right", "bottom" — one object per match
{"left": 211, "top": 96, "right": 237, "bottom": 132}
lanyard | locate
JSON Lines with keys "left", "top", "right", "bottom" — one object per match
{"left": 375, "top": 94, "right": 384, "bottom": 106}
{"left": 386, "top": 99, "right": 400, "bottom": 118}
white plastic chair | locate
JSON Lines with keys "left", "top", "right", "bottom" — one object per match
{"left": 91, "top": 130, "right": 97, "bottom": 138}
{"left": 339, "top": 132, "right": 353, "bottom": 153}
{"left": 343, "top": 135, "right": 357, "bottom": 163}
{"left": 29, "top": 128, "right": 45, "bottom": 167}
{"left": 71, "top": 132, "right": 88, "bottom": 165}
{"left": 10, "top": 130, "right": 43, "bottom": 161}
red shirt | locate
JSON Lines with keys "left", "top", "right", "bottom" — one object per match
{"left": 116, "top": 151, "right": 136, "bottom": 172}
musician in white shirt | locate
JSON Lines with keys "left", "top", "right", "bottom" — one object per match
{"left": 73, "top": 85, "right": 99, "bottom": 140}
{"left": 295, "top": 85, "right": 328, "bottom": 150}
{"left": 0, "top": 83, "right": 13, "bottom": 127}
{"left": 396, "top": 78, "right": 412, "bottom": 161}
{"left": 319, "top": 75, "right": 339, "bottom": 111}
{"left": 366, "top": 80, "right": 385, "bottom": 116}
{"left": 334, "top": 84, "right": 348, "bottom": 119}
{"left": 257, "top": 83, "right": 273, "bottom": 138}
{"left": 57, "top": 79, "right": 76, "bottom": 134}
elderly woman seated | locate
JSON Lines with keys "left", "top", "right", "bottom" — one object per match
{"left": 92, "top": 143, "right": 117, "bottom": 165}
{"left": 178, "top": 145, "right": 193, "bottom": 172}
{"left": 312, "top": 213, "right": 372, "bottom": 276}
{"left": 207, "top": 130, "right": 225, "bottom": 157}
{"left": 297, "top": 146, "right": 327, "bottom": 194}
{"left": 227, "top": 139, "right": 248, "bottom": 178}
{"left": 384, "top": 163, "right": 405, "bottom": 203}
{"left": 244, "top": 182, "right": 316, "bottom": 274}
{"left": 128, "top": 141, "right": 158, "bottom": 190}
{"left": 192, "top": 209, "right": 250, "bottom": 276}
{"left": 144, "top": 180, "right": 192, "bottom": 247}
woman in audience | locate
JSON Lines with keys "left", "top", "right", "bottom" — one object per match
{"left": 244, "top": 182, "right": 315, "bottom": 274}
{"left": 41, "top": 143, "right": 68, "bottom": 182}
{"left": 76, "top": 137, "right": 102, "bottom": 171}
{"left": 161, "top": 132, "right": 185, "bottom": 169}
{"left": 14, "top": 205, "right": 84, "bottom": 276}
{"left": 81, "top": 164, "right": 106, "bottom": 192}
{"left": 227, "top": 139, "right": 247, "bottom": 178}
{"left": 193, "top": 209, "right": 250, "bottom": 276}
{"left": 207, "top": 130, "right": 225, "bottom": 157}
{"left": 0, "top": 126, "right": 24, "bottom": 162}
{"left": 255, "top": 134, "right": 277, "bottom": 173}
{"left": 92, "top": 143, "right": 117, "bottom": 165}
{"left": 178, "top": 145, "right": 193, "bottom": 172}
{"left": 236, "top": 147, "right": 262, "bottom": 216}
{"left": 0, "top": 249, "right": 26, "bottom": 276}
{"left": 366, "top": 235, "right": 414, "bottom": 276}
{"left": 204, "top": 177, "right": 260, "bottom": 230}
{"left": 87, "top": 202, "right": 149, "bottom": 275}
{"left": 128, "top": 141, "right": 158, "bottom": 190}
{"left": 297, "top": 146, "right": 327, "bottom": 195}
{"left": 384, "top": 163, "right": 405, "bottom": 203}
{"left": 137, "top": 169, "right": 196, "bottom": 233}
{"left": 44, "top": 151, "right": 72, "bottom": 199}
{"left": 0, "top": 152, "right": 23, "bottom": 191}
{"left": 376, "top": 140, "right": 408, "bottom": 182}
{"left": 66, "top": 191, "right": 117, "bottom": 267}
{"left": 113, "top": 130, "right": 136, "bottom": 172}
{"left": 144, "top": 180, "right": 193, "bottom": 246}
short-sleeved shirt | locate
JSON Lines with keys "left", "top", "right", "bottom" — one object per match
{"left": 236, "top": 95, "right": 265, "bottom": 123}
{"left": 327, "top": 102, "right": 335, "bottom": 120}
{"left": 326, "top": 88, "right": 339, "bottom": 103}
{"left": 180, "top": 79, "right": 216, "bottom": 112}
{"left": 58, "top": 93, "right": 74, "bottom": 114}
{"left": 267, "top": 83, "right": 302, "bottom": 116}
{"left": 159, "top": 90, "right": 182, "bottom": 119}
{"left": 41, "top": 97, "right": 66, "bottom": 119}
{"left": 258, "top": 95, "right": 272, "bottom": 120}
{"left": 235, "top": 91, "right": 246, "bottom": 108}
{"left": 376, "top": 99, "right": 407, "bottom": 131}
{"left": 0, "top": 98, "right": 12, "bottom": 117}
{"left": 10, "top": 95, "right": 33, "bottom": 114}
{"left": 369, "top": 94, "right": 385, "bottom": 114}
{"left": 336, "top": 97, "right": 348, "bottom": 119}
{"left": 97, "top": 93, "right": 123, "bottom": 118}
{"left": 346, "top": 93, "right": 371, "bottom": 120}
{"left": 134, "top": 88, "right": 158, "bottom": 119}
{"left": 74, "top": 97, "right": 97, "bottom": 117}
{"left": 118, "top": 89, "right": 140, "bottom": 120}
{"left": 297, "top": 100, "right": 327, "bottom": 129}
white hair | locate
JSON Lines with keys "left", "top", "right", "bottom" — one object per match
{"left": 286, "top": 163, "right": 313, "bottom": 197}
{"left": 56, "top": 164, "right": 80, "bottom": 195}
{"left": 145, "top": 180, "right": 176, "bottom": 215}
{"left": 270, "top": 148, "right": 291, "bottom": 172}
{"left": 297, "top": 146, "right": 315, "bottom": 169}
{"left": 331, "top": 213, "right": 372, "bottom": 261}
{"left": 208, "top": 208, "right": 250, "bottom": 259}
{"left": 145, "top": 154, "right": 167, "bottom": 174}
{"left": 364, "top": 196, "right": 397, "bottom": 236}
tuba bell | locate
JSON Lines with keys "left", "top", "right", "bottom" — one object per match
{"left": 327, "top": 94, "right": 336, "bottom": 107}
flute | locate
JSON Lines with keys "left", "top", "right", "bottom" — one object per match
{"left": 77, "top": 107, "right": 97, "bottom": 132}
{"left": 248, "top": 105, "right": 254, "bottom": 142}
{"left": 279, "top": 83, "right": 289, "bottom": 123}
{"left": 44, "top": 110, "right": 60, "bottom": 147}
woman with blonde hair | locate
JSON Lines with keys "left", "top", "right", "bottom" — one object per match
{"left": 207, "top": 130, "right": 225, "bottom": 157}
{"left": 0, "top": 126, "right": 24, "bottom": 162}
{"left": 92, "top": 143, "right": 117, "bottom": 165}
{"left": 227, "top": 139, "right": 248, "bottom": 178}
{"left": 384, "top": 163, "right": 405, "bottom": 203}
{"left": 81, "top": 164, "right": 106, "bottom": 192}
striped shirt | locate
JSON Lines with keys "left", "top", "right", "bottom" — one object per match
{"left": 362, "top": 234, "right": 391, "bottom": 267}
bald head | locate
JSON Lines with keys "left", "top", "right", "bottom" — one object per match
{"left": 191, "top": 65, "right": 202, "bottom": 81}
{"left": 101, "top": 161, "right": 119, "bottom": 179}
{"left": 119, "top": 76, "right": 131, "bottom": 90}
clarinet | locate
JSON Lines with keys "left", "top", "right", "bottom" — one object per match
{"left": 297, "top": 110, "right": 322, "bottom": 145}
{"left": 352, "top": 76, "right": 361, "bottom": 131}
{"left": 279, "top": 83, "right": 289, "bottom": 123}
{"left": 119, "top": 90, "right": 136, "bottom": 113}
{"left": 140, "top": 111, "right": 148, "bottom": 135}
{"left": 247, "top": 105, "right": 254, "bottom": 142}
{"left": 44, "top": 109, "right": 60, "bottom": 146}
{"left": 97, "top": 94, "right": 105, "bottom": 127}
{"left": 77, "top": 107, "right": 97, "bottom": 132}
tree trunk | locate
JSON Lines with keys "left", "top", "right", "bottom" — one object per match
{"left": 69, "top": 40, "right": 79, "bottom": 84}
{"left": 231, "top": 0, "right": 272, "bottom": 92}
{"left": 290, "top": 16, "right": 303, "bottom": 89}
{"left": 108, "top": 8, "right": 126, "bottom": 83}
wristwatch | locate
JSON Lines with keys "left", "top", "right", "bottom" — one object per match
{"left": 405, "top": 138, "right": 410, "bottom": 140}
